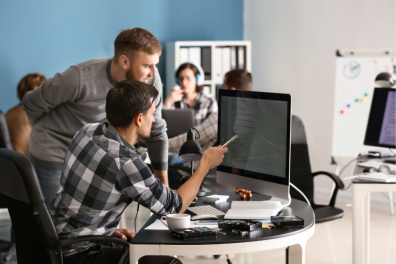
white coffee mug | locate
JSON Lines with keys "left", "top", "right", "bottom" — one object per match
{"left": 160, "top": 214, "right": 191, "bottom": 231}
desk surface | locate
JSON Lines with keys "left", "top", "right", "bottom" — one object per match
{"left": 130, "top": 192, "right": 314, "bottom": 246}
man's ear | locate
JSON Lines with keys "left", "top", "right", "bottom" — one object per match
{"left": 119, "top": 55, "right": 130, "bottom": 71}
{"left": 134, "top": 113, "right": 143, "bottom": 128}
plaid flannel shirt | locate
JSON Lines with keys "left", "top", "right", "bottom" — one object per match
{"left": 51, "top": 122, "right": 182, "bottom": 257}
{"left": 171, "top": 92, "right": 218, "bottom": 125}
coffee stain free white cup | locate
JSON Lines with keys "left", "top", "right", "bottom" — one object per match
{"left": 160, "top": 214, "right": 191, "bottom": 231}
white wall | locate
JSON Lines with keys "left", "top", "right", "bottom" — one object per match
{"left": 244, "top": 0, "right": 395, "bottom": 206}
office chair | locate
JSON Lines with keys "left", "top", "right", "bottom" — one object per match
{"left": 0, "top": 110, "right": 15, "bottom": 264}
{"left": 0, "top": 149, "right": 129, "bottom": 264}
{"left": 0, "top": 110, "right": 13, "bottom": 150}
{"left": 289, "top": 115, "right": 344, "bottom": 223}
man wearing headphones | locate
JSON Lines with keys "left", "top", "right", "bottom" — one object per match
{"left": 163, "top": 62, "right": 217, "bottom": 126}
{"left": 168, "top": 69, "right": 253, "bottom": 158}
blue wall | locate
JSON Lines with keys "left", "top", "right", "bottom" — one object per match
{"left": 0, "top": 0, "right": 243, "bottom": 112}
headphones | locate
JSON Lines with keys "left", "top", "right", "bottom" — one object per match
{"left": 175, "top": 62, "right": 205, "bottom": 86}
{"left": 364, "top": 163, "right": 396, "bottom": 175}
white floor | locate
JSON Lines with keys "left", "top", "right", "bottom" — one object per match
{"left": 124, "top": 199, "right": 396, "bottom": 264}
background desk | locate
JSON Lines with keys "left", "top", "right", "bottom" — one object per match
{"left": 129, "top": 192, "right": 315, "bottom": 264}
{"left": 352, "top": 179, "right": 396, "bottom": 264}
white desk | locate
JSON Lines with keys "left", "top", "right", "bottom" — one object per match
{"left": 129, "top": 194, "right": 315, "bottom": 264}
{"left": 352, "top": 179, "right": 396, "bottom": 264}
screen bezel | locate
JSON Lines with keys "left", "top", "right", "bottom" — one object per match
{"left": 364, "top": 88, "right": 396, "bottom": 149}
{"left": 217, "top": 89, "right": 291, "bottom": 186}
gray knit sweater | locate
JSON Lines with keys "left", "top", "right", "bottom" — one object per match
{"left": 22, "top": 58, "right": 168, "bottom": 171}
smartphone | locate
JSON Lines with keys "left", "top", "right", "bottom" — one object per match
{"left": 195, "top": 220, "right": 218, "bottom": 225}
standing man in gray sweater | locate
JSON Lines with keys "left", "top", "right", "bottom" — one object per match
{"left": 22, "top": 28, "right": 169, "bottom": 209}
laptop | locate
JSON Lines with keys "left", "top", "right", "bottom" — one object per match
{"left": 162, "top": 109, "right": 195, "bottom": 138}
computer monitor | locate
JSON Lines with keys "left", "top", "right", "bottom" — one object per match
{"left": 216, "top": 89, "right": 291, "bottom": 200}
{"left": 364, "top": 88, "right": 396, "bottom": 149}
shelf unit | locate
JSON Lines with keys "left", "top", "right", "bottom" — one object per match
{"left": 165, "top": 41, "right": 251, "bottom": 98}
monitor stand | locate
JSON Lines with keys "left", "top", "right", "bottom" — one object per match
{"left": 252, "top": 192, "right": 291, "bottom": 207}
{"left": 249, "top": 193, "right": 292, "bottom": 215}
{"left": 268, "top": 193, "right": 291, "bottom": 207}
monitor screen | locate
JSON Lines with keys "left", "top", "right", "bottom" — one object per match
{"left": 217, "top": 89, "right": 291, "bottom": 187}
{"left": 364, "top": 88, "right": 396, "bottom": 149}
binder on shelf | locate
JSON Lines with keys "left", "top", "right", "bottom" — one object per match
{"left": 203, "top": 86, "right": 211, "bottom": 95}
{"left": 188, "top": 47, "right": 201, "bottom": 68}
{"left": 230, "top": 46, "right": 237, "bottom": 70}
{"left": 222, "top": 47, "right": 231, "bottom": 78}
{"left": 237, "top": 46, "right": 245, "bottom": 69}
{"left": 201, "top": 47, "right": 211, "bottom": 80}
{"left": 180, "top": 48, "right": 189, "bottom": 64}
{"left": 213, "top": 47, "right": 223, "bottom": 83}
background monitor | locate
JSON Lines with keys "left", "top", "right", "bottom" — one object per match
{"left": 364, "top": 88, "right": 396, "bottom": 149}
{"left": 216, "top": 89, "right": 291, "bottom": 200}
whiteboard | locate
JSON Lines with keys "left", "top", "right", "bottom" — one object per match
{"left": 332, "top": 56, "right": 395, "bottom": 157}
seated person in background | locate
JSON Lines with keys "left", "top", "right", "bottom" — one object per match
{"left": 6, "top": 73, "right": 46, "bottom": 156}
{"left": 51, "top": 80, "right": 227, "bottom": 264}
{"left": 167, "top": 69, "right": 252, "bottom": 188}
{"left": 163, "top": 62, "right": 217, "bottom": 125}
{"left": 169, "top": 69, "right": 252, "bottom": 154}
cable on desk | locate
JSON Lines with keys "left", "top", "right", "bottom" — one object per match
{"left": 226, "top": 254, "right": 233, "bottom": 264}
{"left": 341, "top": 175, "right": 359, "bottom": 190}
{"left": 281, "top": 192, "right": 291, "bottom": 208}
{"left": 134, "top": 203, "right": 140, "bottom": 233}
{"left": 338, "top": 153, "right": 374, "bottom": 190}
{"left": 338, "top": 157, "right": 358, "bottom": 178}
{"left": 290, "top": 183, "right": 315, "bottom": 223}
{"left": 341, "top": 176, "right": 359, "bottom": 182}
{"left": 290, "top": 182, "right": 310, "bottom": 206}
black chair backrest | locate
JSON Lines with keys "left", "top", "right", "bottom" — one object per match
{"left": 289, "top": 115, "right": 314, "bottom": 204}
{"left": 0, "top": 149, "right": 59, "bottom": 264}
{"left": 0, "top": 110, "right": 13, "bottom": 150}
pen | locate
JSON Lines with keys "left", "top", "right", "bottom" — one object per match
{"left": 222, "top": 135, "right": 238, "bottom": 148}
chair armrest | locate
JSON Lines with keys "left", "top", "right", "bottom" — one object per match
{"left": 50, "top": 235, "right": 129, "bottom": 251}
{"left": 312, "top": 171, "right": 345, "bottom": 190}
{"left": 312, "top": 171, "right": 345, "bottom": 207}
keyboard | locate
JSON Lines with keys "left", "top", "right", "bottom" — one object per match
{"left": 187, "top": 205, "right": 225, "bottom": 217}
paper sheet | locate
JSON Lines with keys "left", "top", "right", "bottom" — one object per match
{"left": 145, "top": 219, "right": 219, "bottom": 230}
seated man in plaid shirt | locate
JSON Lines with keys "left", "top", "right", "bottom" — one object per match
{"left": 51, "top": 80, "right": 228, "bottom": 264}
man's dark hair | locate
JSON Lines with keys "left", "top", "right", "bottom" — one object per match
{"left": 175, "top": 63, "right": 204, "bottom": 93}
{"left": 224, "top": 69, "right": 253, "bottom": 91}
{"left": 17, "top": 73, "right": 46, "bottom": 101}
{"left": 114, "top": 28, "right": 162, "bottom": 62}
{"left": 106, "top": 80, "right": 159, "bottom": 127}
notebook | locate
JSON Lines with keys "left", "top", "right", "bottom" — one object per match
{"left": 224, "top": 201, "right": 282, "bottom": 220}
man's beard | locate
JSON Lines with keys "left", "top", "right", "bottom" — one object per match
{"left": 126, "top": 68, "right": 136, "bottom": 81}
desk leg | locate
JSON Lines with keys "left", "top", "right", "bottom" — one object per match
{"left": 353, "top": 184, "right": 371, "bottom": 264}
{"left": 129, "top": 244, "right": 160, "bottom": 264}
{"left": 287, "top": 241, "right": 306, "bottom": 264}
